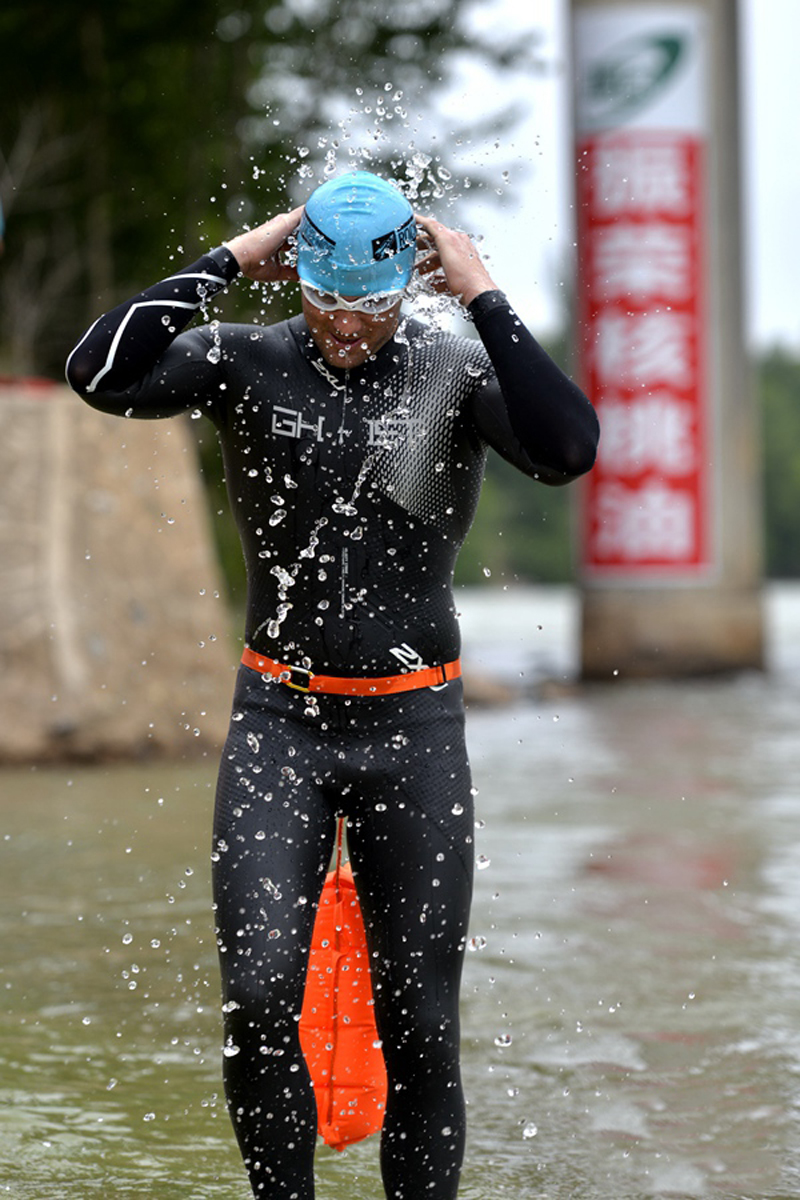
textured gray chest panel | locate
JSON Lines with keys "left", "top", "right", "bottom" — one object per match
{"left": 369, "top": 331, "right": 491, "bottom": 540}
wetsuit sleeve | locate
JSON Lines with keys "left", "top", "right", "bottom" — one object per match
{"left": 65, "top": 246, "right": 241, "bottom": 418}
{"left": 466, "top": 290, "right": 599, "bottom": 486}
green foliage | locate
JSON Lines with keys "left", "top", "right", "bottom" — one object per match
{"left": 454, "top": 452, "right": 575, "bottom": 585}
{"left": 454, "top": 329, "right": 577, "bottom": 585}
{"left": 760, "top": 346, "right": 800, "bottom": 576}
{"left": 0, "top": 0, "right": 539, "bottom": 378}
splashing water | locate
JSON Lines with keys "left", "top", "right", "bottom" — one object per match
{"left": 203, "top": 94, "right": 494, "bottom": 697}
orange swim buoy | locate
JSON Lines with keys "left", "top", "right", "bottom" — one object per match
{"left": 299, "top": 825, "right": 388, "bottom": 1151}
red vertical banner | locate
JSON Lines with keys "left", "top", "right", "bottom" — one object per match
{"left": 574, "top": 7, "right": 713, "bottom": 580}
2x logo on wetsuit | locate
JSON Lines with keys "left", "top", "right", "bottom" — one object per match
{"left": 390, "top": 643, "right": 449, "bottom": 691}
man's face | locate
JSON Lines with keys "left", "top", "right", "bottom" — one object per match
{"left": 301, "top": 293, "right": 403, "bottom": 370}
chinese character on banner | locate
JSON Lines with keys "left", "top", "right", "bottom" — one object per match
{"left": 574, "top": 7, "right": 713, "bottom": 580}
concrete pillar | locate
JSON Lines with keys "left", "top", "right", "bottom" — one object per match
{"left": 0, "top": 380, "right": 234, "bottom": 762}
{"left": 571, "top": 0, "right": 764, "bottom": 678}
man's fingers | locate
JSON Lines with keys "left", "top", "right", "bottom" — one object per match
{"left": 261, "top": 206, "right": 304, "bottom": 252}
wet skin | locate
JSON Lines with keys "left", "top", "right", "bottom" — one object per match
{"left": 301, "top": 293, "right": 403, "bottom": 369}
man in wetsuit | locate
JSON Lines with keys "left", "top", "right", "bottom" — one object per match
{"left": 66, "top": 170, "right": 599, "bottom": 1199}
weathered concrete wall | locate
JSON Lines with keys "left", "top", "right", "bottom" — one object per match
{"left": 0, "top": 380, "right": 235, "bottom": 762}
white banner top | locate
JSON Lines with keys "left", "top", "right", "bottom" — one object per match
{"left": 574, "top": 4, "right": 708, "bottom": 134}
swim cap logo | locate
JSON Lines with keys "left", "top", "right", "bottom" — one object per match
{"left": 372, "top": 216, "right": 416, "bottom": 263}
{"left": 583, "top": 32, "right": 685, "bottom": 124}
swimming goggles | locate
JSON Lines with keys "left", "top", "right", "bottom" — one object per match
{"left": 300, "top": 281, "right": 402, "bottom": 315}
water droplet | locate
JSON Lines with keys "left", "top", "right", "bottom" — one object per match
{"left": 522, "top": 1121, "right": 538, "bottom": 1139}
{"left": 494, "top": 1033, "right": 512, "bottom": 1047}
{"left": 477, "top": 855, "right": 491, "bottom": 870}
{"left": 332, "top": 497, "right": 357, "bottom": 516}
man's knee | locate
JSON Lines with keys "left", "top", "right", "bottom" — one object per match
{"left": 380, "top": 1001, "right": 460, "bottom": 1083}
{"left": 220, "top": 955, "right": 305, "bottom": 1044}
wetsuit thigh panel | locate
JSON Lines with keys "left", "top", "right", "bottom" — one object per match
{"left": 213, "top": 671, "right": 339, "bottom": 1004}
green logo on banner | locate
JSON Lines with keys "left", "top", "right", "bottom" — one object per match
{"left": 586, "top": 33, "right": 685, "bottom": 122}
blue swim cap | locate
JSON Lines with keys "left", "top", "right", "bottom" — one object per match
{"left": 297, "top": 171, "right": 416, "bottom": 297}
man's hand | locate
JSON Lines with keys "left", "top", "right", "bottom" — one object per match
{"left": 225, "top": 206, "right": 305, "bottom": 283}
{"left": 415, "top": 214, "right": 499, "bottom": 307}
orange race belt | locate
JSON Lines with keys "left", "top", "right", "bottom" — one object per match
{"left": 241, "top": 647, "right": 461, "bottom": 696}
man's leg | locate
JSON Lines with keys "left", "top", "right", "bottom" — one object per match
{"left": 345, "top": 685, "right": 475, "bottom": 1199}
{"left": 212, "top": 677, "right": 337, "bottom": 1198}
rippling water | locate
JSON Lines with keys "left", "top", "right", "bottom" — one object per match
{"left": 3, "top": 584, "right": 800, "bottom": 1198}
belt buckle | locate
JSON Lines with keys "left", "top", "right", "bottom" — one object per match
{"left": 281, "top": 664, "right": 314, "bottom": 693}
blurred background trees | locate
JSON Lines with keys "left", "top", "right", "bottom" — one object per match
{"left": 0, "top": 0, "right": 533, "bottom": 376}
{"left": 760, "top": 348, "right": 800, "bottom": 578}
{"left": 1, "top": 1, "right": 798, "bottom": 598}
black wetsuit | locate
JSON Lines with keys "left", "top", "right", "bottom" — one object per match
{"left": 67, "top": 246, "right": 598, "bottom": 1199}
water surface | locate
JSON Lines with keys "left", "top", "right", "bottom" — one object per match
{"left": 3, "top": 585, "right": 800, "bottom": 1198}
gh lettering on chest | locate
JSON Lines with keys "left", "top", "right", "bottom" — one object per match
{"left": 271, "top": 405, "right": 325, "bottom": 442}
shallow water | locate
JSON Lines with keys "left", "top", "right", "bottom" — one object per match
{"left": 4, "top": 584, "right": 800, "bottom": 1198}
